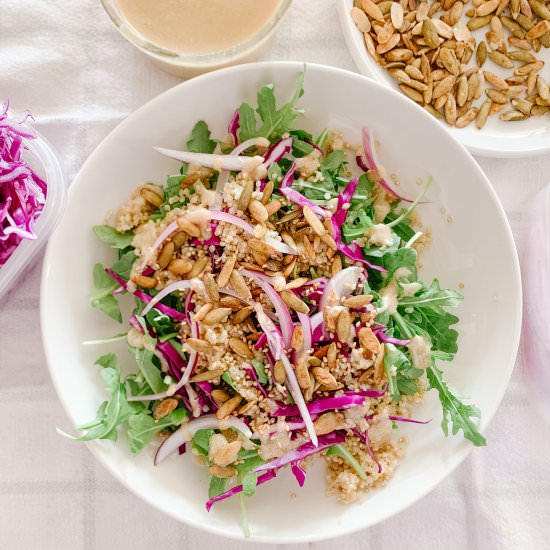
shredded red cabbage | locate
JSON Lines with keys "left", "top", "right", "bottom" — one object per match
{"left": 253, "top": 432, "right": 345, "bottom": 473}
{"left": 205, "top": 470, "right": 277, "bottom": 511}
{"left": 373, "top": 328, "right": 411, "bottom": 346}
{"left": 330, "top": 177, "right": 386, "bottom": 272}
{"left": 0, "top": 101, "right": 47, "bottom": 265}
{"left": 290, "top": 461, "right": 307, "bottom": 487}
{"left": 245, "top": 364, "right": 268, "bottom": 398}
{"left": 273, "top": 393, "right": 367, "bottom": 417}
{"left": 352, "top": 428, "right": 382, "bottom": 473}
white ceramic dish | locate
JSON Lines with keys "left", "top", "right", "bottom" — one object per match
{"left": 41, "top": 61, "right": 521, "bottom": 543}
{"left": 338, "top": 0, "right": 550, "bottom": 158}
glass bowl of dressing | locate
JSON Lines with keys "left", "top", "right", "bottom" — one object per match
{"left": 100, "top": 0, "right": 292, "bottom": 77}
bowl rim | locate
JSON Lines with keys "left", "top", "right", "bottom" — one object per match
{"left": 41, "top": 60, "right": 522, "bottom": 543}
{"left": 337, "top": 0, "right": 550, "bottom": 159}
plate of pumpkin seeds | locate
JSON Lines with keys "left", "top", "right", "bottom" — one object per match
{"left": 339, "top": 0, "right": 550, "bottom": 156}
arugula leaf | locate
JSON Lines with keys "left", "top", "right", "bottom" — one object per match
{"left": 90, "top": 263, "right": 121, "bottom": 323}
{"left": 93, "top": 226, "right": 134, "bottom": 249}
{"left": 399, "top": 279, "right": 463, "bottom": 309}
{"left": 315, "top": 128, "right": 329, "bottom": 149}
{"left": 267, "top": 162, "right": 282, "bottom": 182}
{"left": 192, "top": 428, "right": 215, "bottom": 457}
{"left": 66, "top": 354, "right": 143, "bottom": 442}
{"left": 237, "top": 103, "right": 257, "bottom": 143}
{"left": 128, "top": 346, "right": 167, "bottom": 394}
{"left": 383, "top": 343, "right": 423, "bottom": 401}
{"left": 252, "top": 360, "right": 268, "bottom": 385}
{"left": 164, "top": 174, "right": 185, "bottom": 200}
{"left": 321, "top": 150, "right": 345, "bottom": 172}
{"left": 383, "top": 210, "right": 416, "bottom": 242}
{"left": 222, "top": 372, "right": 239, "bottom": 393}
{"left": 427, "top": 364, "right": 487, "bottom": 446}
{"left": 382, "top": 247, "right": 418, "bottom": 280}
{"left": 399, "top": 299, "right": 460, "bottom": 354}
{"left": 127, "top": 408, "right": 187, "bottom": 454}
{"left": 186, "top": 120, "right": 217, "bottom": 153}
{"left": 234, "top": 454, "right": 265, "bottom": 476}
{"left": 326, "top": 444, "right": 367, "bottom": 479}
{"left": 238, "top": 71, "right": 305, "bottom": 142}
{"left": 290, "top": 130, "right": 314, "bottom": 158}
{"left": 342, "top": 210, "right": 373, "bottom": 242}
{"left": 111, "top": 250, "right": 138, "bottom": 280}
{"left": 209, "top": 476, "right": 227, "bottom": 498}
{"left": 241, "top": 471, "right": 259, "bottom": 497}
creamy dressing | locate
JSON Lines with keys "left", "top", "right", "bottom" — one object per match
{"left": 116, "top": 0, "right": 283, "bottom": 54}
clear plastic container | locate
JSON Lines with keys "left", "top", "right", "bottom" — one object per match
{"left": 0, "top": 129, "right": 66, "bottom": 299}
{"left": 522, "top": 183, "right": 550, "bottom": 425}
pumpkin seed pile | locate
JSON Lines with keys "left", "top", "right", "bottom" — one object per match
{"left": 351, "top": 0, "right": 550, "bottom": 127}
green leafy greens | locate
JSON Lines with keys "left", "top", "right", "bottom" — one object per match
{"left": 238, "top": 71, "right": 305, "bottom": 142}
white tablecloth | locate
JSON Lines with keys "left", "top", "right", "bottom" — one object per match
{"left": 2, "top": 1, "right": 550, "bottom": 548}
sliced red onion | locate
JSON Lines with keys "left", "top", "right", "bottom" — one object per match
{"left": 319, "top": 266, "right": 363, "bottom": 310}
{"left": 206, "top": 470, "right": 277, "bottom": 511}
{"left": 290, "top": 461, "right": 307, "bottom": 487}
{"left": 183, "top": 413, "right": 253, "bottom": 439}
{"left": 242, "top": 269, "right": 293, "bottom": 346}
{"left": 253, "top": 304, "right": 285, "bottom": 360}
{"left": 135, "top": 220, "right": 178, "bottom": 272}
{"left": 310, "top": 311, "right": 327, "bottom": 342}
{"left": 254, "top": 333, "right": 267, "bottom": 350}
{"left": 253, "top": 432, "right": 345, "bottom": 473}
{"left": 154, "top": 146, "right": 264, "bottom": 172}
{"left": 154, "top": 429, "right": 187, "bottom": 465}
{"left": 154, "top": 414, "right": 252, "bottom": 466}
{"left": 141, "top": 279, "right": 204, "bottom": 316}
{"left": 228, "top": 110, "right": 239, "bottom": 146}
{"left": 139, "top": 208, "right": 296, "bottom": 271}
{"left": 361, "top": 127, "right": 413, "bottom": 203}
{"left": 104, "top": 268, "right": 185, "bottom": 321}
{"left": 273, "top": 393, "right": 366, "bottom": 417}
{"left": 280, "top": 352, "right": 318, "bottom": 447}
{"left": 279, "top": 162, "right": 330, "bottom": 218}
{"left": 262, "top": 136, "right": 292, "bottom": 169}
{"left": 213, "top": 137, "right": 270, "bottom": 211}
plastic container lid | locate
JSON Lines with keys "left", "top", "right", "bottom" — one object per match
{"left": 0, "top": 128, "right": 66, "bottom": 299}
{"left": 522, "top": 183, "right": 550, "bottom": 425}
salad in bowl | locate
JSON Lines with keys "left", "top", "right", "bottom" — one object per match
{"left": 61, "top": 72, "right": 485, "bottom": 535}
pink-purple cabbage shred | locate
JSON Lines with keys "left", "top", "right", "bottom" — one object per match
{"left": 0, "top": 101, "right": 47, "bottom": 265}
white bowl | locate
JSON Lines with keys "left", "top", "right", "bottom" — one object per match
{"left": 41, "top": 61, "right": 521, "bottom": 543}
{"left": 338, "top": 0, "right": 550, "bottom": 158}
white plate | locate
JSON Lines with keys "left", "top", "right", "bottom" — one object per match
{"left": 338, "top": 0, "right": 550, "bottom": 158}
{"left": 41, "top": 61, "right": 521, "bottom": 543}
